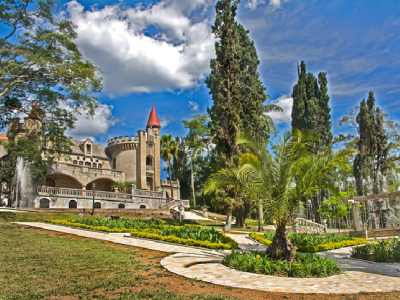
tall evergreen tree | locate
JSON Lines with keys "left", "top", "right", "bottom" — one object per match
{"left": 205, "top": 0, "right": 242, "bottom": 169}
{"left": 354, "top": 91, "right": 389, "bottom": 196}
{"left": 291, "top": 61, "right": 332, "bottom": 153}
{"left": 291, "top": 61, "right": 333, "bottom": 223}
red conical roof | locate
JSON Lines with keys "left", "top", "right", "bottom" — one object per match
{"left": 147, "top": 105, "right": 161, "bottom": 127}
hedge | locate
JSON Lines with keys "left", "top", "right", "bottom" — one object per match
{"left": 45, "top": 219, "right": 238, "bottom": 250}
{"left": 249, "top": 233, "right": 366, "bottom": 253}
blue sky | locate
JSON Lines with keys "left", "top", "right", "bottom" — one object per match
{"left": 3, "top": 0, "right": 400, "bottom": 145}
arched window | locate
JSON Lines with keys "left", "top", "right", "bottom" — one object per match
{"left": 73, "top": 160, "right": 78, "bottom": 165}
{"left": 118, "top": 203, "right": 125, "bottom": 209}
{"left": 140, "top": 205, "right": 146, "bottom": 209}
{"left": 39, "top": 198, "right": 50, "bottom": 208}
{"left": 94, "top": 202, "right": 101, "bottom": 209}
{"left": 92, "top": 163, "right": 97, "bottom": 168}
{"left": 98, "top": 164, "right": 102, "bottom": 169}
{"left": 69, "top": 200, "right": 77, "bottom": 209}
{"left": 146, "top": 156, "right": 153, "bottom": 166}
{"left": 79, "top": 161, "right": 83, "bottom": 166}
{"left": 85, "top": 162, "right": 91, "bottom": 166}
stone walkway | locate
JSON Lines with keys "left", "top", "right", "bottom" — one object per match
{"left": 15, "top": 222, "right": 400, "bottom": 294}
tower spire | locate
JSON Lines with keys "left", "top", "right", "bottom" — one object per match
{"left": 147, "top": 105, "right": 161, "bottom": 128}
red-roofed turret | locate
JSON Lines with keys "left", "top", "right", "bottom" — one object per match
{"left": 147, "top": 105, "right": 161, "bottom": 128}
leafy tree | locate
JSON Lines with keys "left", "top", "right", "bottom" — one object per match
{"left": 318, "top": 192, "right": 352, "bottom": 233}
{"left": 168, "top": 137, "right": 191, "bottom": 200}
{"left": 0, "top": 0, "right": 102, "bottom": 190}
{"left": 182, "top": 114, "right": 211, "bottom": 208}
{"left": 233, "top": 130, "right": 353, "bottom": 261}
{"left": 160, "top": 134, "right": 178, "bottom": 200}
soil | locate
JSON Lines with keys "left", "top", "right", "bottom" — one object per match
{"left": 21, "top": 226, "right": 400, "bottom": 300}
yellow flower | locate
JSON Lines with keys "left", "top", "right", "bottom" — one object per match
{"left": 256, "top": 255, "right": 261, "bottom": 259}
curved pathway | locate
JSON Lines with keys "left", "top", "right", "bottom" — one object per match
{"left": 15, "top": 222, "right": 400, "bottom": 294}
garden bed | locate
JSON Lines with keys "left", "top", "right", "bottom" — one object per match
{"left": 45, "top": 218, "right": 238, "bottom": 250}
{"left": 222, "top": 250, "right": 343, "bottom": 278}
{"left": 351, "top": 238, "right": 400, "bottom": 263}
{"left": 250, "top": 232, "right": 366, "bottom": 253}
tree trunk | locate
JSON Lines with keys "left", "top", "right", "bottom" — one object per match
{"left": 190, "top": 158, "right": 195, "bottom": 208}
{"left": 168, "top": 160, "right": 174, "bottom": 200}
{"left": 311, "top": 194, "right": 321, "bottom": 224}
{"left": 258, "top": 203, "right": 263, "bottom": 232}
{"left": 223, "top": 208, "right": 232, "bottom": 232}
{"left": 265, "top": 224, "right": 297, "bottom": 262}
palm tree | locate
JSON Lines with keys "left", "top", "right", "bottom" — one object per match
{"left": 160, "top": 134, "right": 178, "bottom": 200}
{"left": 205, "top": 167, "right": 256, "bottom": 231}
{"left": 236, "top": 129, "right": 355, "bottom": 261}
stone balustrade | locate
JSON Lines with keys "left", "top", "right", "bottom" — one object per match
{"left": 293, "top": 217, "right": 327, "bottom": 233}
{"left": 37, "top": 186, "right": 164, "bottom": 200}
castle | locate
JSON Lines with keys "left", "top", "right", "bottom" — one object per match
{"left": 1, "top": 106, "right": 187, "bottom": 210}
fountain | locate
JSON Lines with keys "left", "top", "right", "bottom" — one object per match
{"left": 10, "top": 157, "right": 34, "bottom": 209}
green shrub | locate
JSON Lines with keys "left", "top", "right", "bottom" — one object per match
{"left": 45, "top": 219, "right": 238, "bottom": 250}
{"left": 351, "top": 238, "right": 400, "bottom": 262}
{"left": 222, "top": 250, "right": 342, "bottom": 278}
{"left": 250, "top": 232, "right": 366, "bottom": 253}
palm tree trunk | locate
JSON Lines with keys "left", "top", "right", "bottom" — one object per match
{"left": 223, "top": 208, "right": 232, "bottom": 232}
{"left": 312, "top": 194, "right": 322, "bottom": 224}
{"left": 168, "top": 160, "right": 174, "bottom": 200}
{"left": 265, "top": 223, "right": 297, "bottom": 262}
{"left": 190, "top": 158, "right": 195, "bottom": 208}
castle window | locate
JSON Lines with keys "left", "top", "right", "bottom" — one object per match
{"left": 113, "top": 158, "right": 116, "bottom": 169}
{"left": 86, "top": 144, "right": 91, "bottom": 154}
{"left": 98, "top": 164, "right": 102, "bottom": 169}
{"left": 69, "top": 200, "right": 77, "bottom": 209}
{"left": 94, "top": 202, "right": 101, "bottom": 209}
{"left": 77, "top": 157, "right": 80, "bottom": 160}
{"left": 85, "top": 162, "right": 91, "bottom": 166}
{"left": 118, "top": 203, "right": 125, "bottom": 209}
{"left": 79, "top": 161, "right": 83, "bottom": 166}
{"left": 146, "top": 156, "right": 153, "bottom": 166}
{"left": 73, "top": 160, "right": 78, "bottom": 165}
{"left": 92, "top": 163, "right": 97, "bottom": 168}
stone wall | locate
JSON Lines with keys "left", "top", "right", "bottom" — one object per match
{"left": 34, "top": 195, "right": 167, "bottom": 210}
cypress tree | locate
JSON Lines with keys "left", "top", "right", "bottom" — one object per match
{"left": 354, "top": 91, "right": 389, "bottom": 196}
{"left": 291, "top": 61, "right": 333, "bottom": 223}
{"left": 205, "top": 0, "right": 242, "bottom": 169}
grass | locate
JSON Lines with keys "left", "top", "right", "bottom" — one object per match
{"left": 0, "top": 222, "right": 245, "bottom": 300}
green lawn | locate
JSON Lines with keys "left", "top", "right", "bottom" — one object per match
{"left": 0, "top": 221, "right": 241, "bottom": 300}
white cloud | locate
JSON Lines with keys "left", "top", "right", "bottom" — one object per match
{"left": 61, "top": 101, "right": 117, "bottom": 141}
{"left": 188, "top": 101, "right": 199, "bottom": 111}
{"left": 64, "top": 0, "right": 215, "bottom": 97}
{"left": 268, "top": 0, "right": 289, "bottom": 9}
{"left": 265, "top": 94, "right": 293, "bottom": 124}
{"left": 159, "top": 117, "right": 170, "bottom": 128}
{"left": 246, "top": 0, "right": 265, "bottom": 10}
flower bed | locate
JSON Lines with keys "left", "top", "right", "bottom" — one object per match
{"left": 351, "top": 238, "right": 400, "bottom": 262}
{"left": 45, "top": 219, "right": 238, "bottom": 250}
{"left": 250, "top": 232, "right": 366, "bottom": 253}
{"left": 222, "top": 250, "right": 343, "bottom": 278}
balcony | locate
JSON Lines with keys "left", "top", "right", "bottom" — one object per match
{"left": 37, "top": 186, "right": 164, "bottom": 200}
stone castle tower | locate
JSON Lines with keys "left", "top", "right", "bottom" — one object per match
{"left": 106, "top": 106, "right": 161, "bottom": 191}
{"left": 7, "top": 102, "right": 42, "bottom": 142}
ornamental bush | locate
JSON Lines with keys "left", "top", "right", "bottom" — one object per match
{"left": 250, "top": 232, "right": 366, "bottom": 253}
{"left": 351, "top": 238, "right": 400, "bottom": 262}
{"left": 222, "top": 250, "right": 342, "bottom": 277}
{"left": 45, "top": 219, "right": 238, "bottom": 250}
